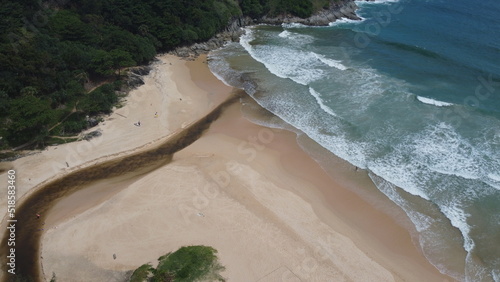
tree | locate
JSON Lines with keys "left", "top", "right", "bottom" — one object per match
{"left": 0, "top": 90, "right": 9, "bottom": 116}
{"left": 109, "top": 49, "right": 135, "bottom": 75}
{"left": 80, "top": 84, "right": 117, "bottom": 114}
{"left": 6, "top": 95, "right": 56, "bottom": 146}
{"left": 1, "top": 0, "right": 283, "bottom": 148}
{"left": 20, "top": 86, "right": 39, "bottom": 96}
{"left": 90, "top": 50, "right": 114, "bottom": 76}
{"left": 48, "top": 10, "right": 91, "bottom": 42}
{"left": 241, "top": 0, "right": 264, "bottom": 18}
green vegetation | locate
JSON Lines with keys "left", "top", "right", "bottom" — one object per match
{"left": 241, "top": 0, "right": 331, "bottom": 19}
{"left": 240, "top": 0, "right": 269, "bottom": 18}
{"left": 130, "top": 263, "right": 155, "bottom": 282}
{"left": 129, "top": 245, "right": 225, "bottom": 282}
{"left": 0, "top": 0, "right": 331, "bottom": 149}
{"left": 273, "top": 0, "right": 314, "bottom": 18}
{"left": 0, "top": 0, "right": 241, "bottom": 148}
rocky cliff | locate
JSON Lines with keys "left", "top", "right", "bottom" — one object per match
{"left": 259, "top": 0, "right": 362, "bottom": 26}
{"left": 171, "top": 0, "right": 365, "bottom": 57}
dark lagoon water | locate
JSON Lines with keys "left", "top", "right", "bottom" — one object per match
{"left": 208, "top": 0, "right": 500, "bottom": 280}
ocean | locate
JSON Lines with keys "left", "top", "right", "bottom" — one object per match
{"left": 208, "top": 0, "right": 500, "bottom": 280}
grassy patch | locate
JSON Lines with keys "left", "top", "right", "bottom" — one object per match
{"left": 130, "top": 263, "right": 154, "bottom": 282}
{"left": 130, "top": 245, "right": 225, "bottom": 282}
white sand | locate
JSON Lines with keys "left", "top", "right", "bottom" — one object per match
{"left": 0, "top": 54, "right": 229, "bottom": 215}
{"left": 0, "top": 54, "right": 232, "bottom": 281}
{"left": 41, "top": 138, "right": 394, "bottom": 281}
{"left": 1, "top": 55, "right": 451, "bottom": 282}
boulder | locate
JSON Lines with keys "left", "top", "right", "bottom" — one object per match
{"left": 82, "top": 130, "right": 102, "bottom": 141}
{"left": 258, "top": 0, "right": 362, "bottom": 26}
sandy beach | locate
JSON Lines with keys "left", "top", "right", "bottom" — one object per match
{"left": 0, "top": 55, "right": 228, "bottom": 211}
{"left": 1, "top": 54, "right": 452, "bottom": 281}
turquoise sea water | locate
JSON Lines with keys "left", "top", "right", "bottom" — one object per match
{"left": 208, "top": 0, "right": 500, "bottom": 280}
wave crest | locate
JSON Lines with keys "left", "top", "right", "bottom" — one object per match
{"left": 417, "top": 96, "right": 454, "bottom": 107}
{"left": 309, "top": 87, "right": 337, "bottom": 116}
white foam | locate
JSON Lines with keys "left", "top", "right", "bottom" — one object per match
{"left": 485, "top": 180, "right": 500, "bottom": 191}
{"left": 263, "top": 94, "right": 368, "bottom": 169}
{"left": 369, "top": 157, "right": 476, "bottom": 255}
{"left": 441, "top": 204, "right": 474, "bottom": 252}
{"left": 368, "top": 123, "right": 487, "bottom": 256}
{"left": 240, "top": 28, "right": 324, "bottom": 85}
{"left": 207, "top": 45, "right": 250, "bottom": 89}
{"left": 277, "top": 30, "right": 315, "bottom": 44}
{"left": 369, "top": 174, "right": 434, "bottom": 231}
{"left": 411, "top": 122, "right": 481, "bottom": 180}
{"left": 487, "top": 173, "right": 500, "bottom": 182}
{"left": 367, "top": 156, "right": 431, "bottom": 200}
{"left": 417, "top": 96, "right": 454, "bottom": 107}
{"left": 281, "top": 22, "right": 307, "bottom": 29}
{"left": 278, "top": 30, "right": 291, "bottom": 38}
{"left": 369, "top": 172, "right": 484, "bottom": 282}
{"left": 328, "top": 17, "right": 364, "bottom": 26}
{"left": 312, "top": 52, "right": 348, "bottom": 70}
{"left": 309, "top": 87, "right": 337, "bottom": 116}
{"left": 207, "top": 56, "right": 235, "bottom": 87}
{"left": 356, "top": 0, "right": 400, "bottom": 5}
{"left": 329, "top": 66, "right": 402, "bottom": 112}
{"left": 485, "top": 174, "right": 500, "bottom": 190}
{"left": 210, "top": 69, "right": 232, "bottom": 87}
{"left": 213, "top": 32, "right": 500, "bottom": 280}
{"left": 493, "top": 270, "right": 500, "bottom": 282}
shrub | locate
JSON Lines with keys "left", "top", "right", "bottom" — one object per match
{"left": 130, "top": 245, "right": 225, "bottom": 282}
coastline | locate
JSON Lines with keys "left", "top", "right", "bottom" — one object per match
{"left": 0, "top": 55, "right": 229, "bottom": 212}
{"left": 28, "top": 55, "right": 453, "bottom": 281}
{"left": 0, "top": 0, "right": 494, "bottom": 279}
{"left": 0, "top": 54, "right": 235, "bottom": 281}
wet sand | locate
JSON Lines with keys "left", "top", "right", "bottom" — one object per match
{"left": 0, "top": 54, "right": 235, "bottom": 281}
{"left": 1, "top": 54, "right": 452, "bottom": 281}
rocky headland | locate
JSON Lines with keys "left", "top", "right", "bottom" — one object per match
{"left": 171, "top": 0, "right": 366, "bottom": 58}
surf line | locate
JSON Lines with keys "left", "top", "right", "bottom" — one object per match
{"left": 0, "top": 92, "right": 242, "bottom": 282}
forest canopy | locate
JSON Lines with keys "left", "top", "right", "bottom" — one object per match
{"left": 0, "top": 0, "right": 324, "bottom": 149}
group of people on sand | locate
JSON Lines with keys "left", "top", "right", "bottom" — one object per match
{"left": 134, "top": 112, "right": 158, "bottom": 127}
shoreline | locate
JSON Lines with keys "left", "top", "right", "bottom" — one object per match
{"left": 0, "top": 54, "right": 236, "bottom": 281}
{"left": 0, "top": 55, "right": 234, "bottom": 230}
{"left": 33, "top": 55, "right": 453, "bottom": 281}
{"left": 205, "top": 97, "right": 451, "bottom": 281}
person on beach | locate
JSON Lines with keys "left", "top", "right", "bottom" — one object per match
{"left": 154, "top": 112, "right": 158, "bottom": 118}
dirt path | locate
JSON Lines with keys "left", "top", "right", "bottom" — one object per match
{"left": 0, "top": 94, "right": 240, "bottom": 282}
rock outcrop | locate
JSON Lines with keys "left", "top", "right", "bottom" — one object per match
{"left": 259, "top": 0, "right": 362, "bottom": 26}
{"left": 170, "top": 16, "right": 253, "bottom": 58}
{"left": 171, "top": 0, "right": 366, "bottom": 58}
{"left": 127, "top": 66, "right": 152, "bottom": 88}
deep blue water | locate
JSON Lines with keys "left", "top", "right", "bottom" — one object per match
{"left": 209, "top": 0, "right": 500, "bottom": 280}
{"left": 351, "top": 0, "right": 500, "bottom": 112}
